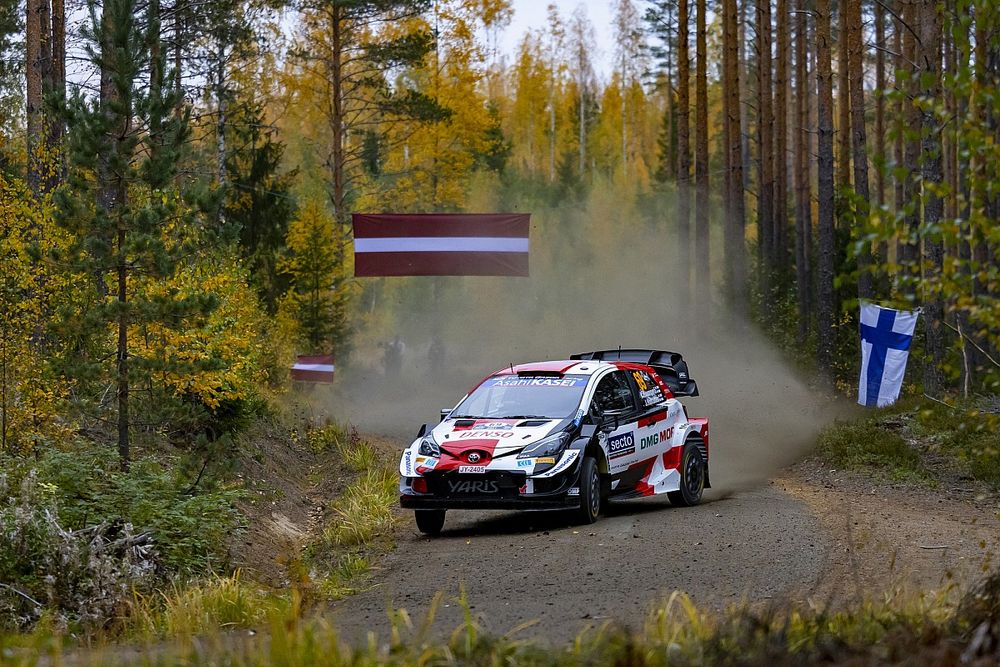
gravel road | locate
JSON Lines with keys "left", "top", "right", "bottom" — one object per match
{"left": 328, "top": 486, "right": 828, "bottom": 645}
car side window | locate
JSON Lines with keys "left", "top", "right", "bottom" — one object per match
{"left": 630, "top": 369, "right": 665, "bottom": 408}
{"left": 592, "top": 371, "right": 636, "bottom": 414}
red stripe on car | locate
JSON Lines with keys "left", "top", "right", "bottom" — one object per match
{"left": 637, "top": 410, "right": 667, "bottom": 428}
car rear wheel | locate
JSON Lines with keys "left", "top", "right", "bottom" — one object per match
{"left": 414, "top": 509, "right": 446, "bottom": 535}
{"left": 576, "top": 456, "right": 602, "bottom": 524}
{"left": 668, "top": 441, "right": 705, "bottom": 507}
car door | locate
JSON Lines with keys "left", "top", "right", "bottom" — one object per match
{"left": 627, "top": 367, "right": 676, "bottom": 463}
{"left": 591, "top": 370, "right": 641, "bottom": 477}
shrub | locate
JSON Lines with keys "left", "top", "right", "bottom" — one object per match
{"left": 0, "top": 472, "right": 156, "bottom": 633}
{"left": 32, "top": 447, "right": 241, "bottom": 576}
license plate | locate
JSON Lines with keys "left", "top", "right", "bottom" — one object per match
{"left": 458, "top": 465, "right": 487, "bottom": 474}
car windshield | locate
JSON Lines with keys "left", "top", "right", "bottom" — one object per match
{"left": 451, "top": 375, "right": 588, "bottom": 420}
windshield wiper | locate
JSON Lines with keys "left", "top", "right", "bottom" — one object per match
{"left": 503, "top": 415, "right": 550, "bottom": 420}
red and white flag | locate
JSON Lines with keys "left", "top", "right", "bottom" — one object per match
{"left": 291, "top": 354, "right": 335, "bottom": 383}
{"left": 352, "top": 213, "right": 530, "bottom": 277}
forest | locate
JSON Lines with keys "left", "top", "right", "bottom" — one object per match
{"left": 0, "top": 0, "right": 998, "bottom": 652}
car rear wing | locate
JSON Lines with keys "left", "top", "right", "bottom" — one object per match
{"left": 571, "top": 349, "right": 699, "bottom": 397}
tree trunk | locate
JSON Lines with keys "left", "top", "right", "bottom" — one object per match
{"left": 695, "top": 0, "right": 710, "bottom": 315}
{"left": 774, "top": 0, "right": 789, "bottom": 274}
{"left": 48, "top": 0, "right": 64, "bottom": 185}
{"left": 815, "top": 0, "right": 835, "bottom": 371}
{"left": 970, "top": 0, "right": 994, "bottom": 379}
{"left": 756, "top": 0, "right": 774, "bottom": 298}
{"left": 215, "top": 40, "right": 227, "bottom": 198}
{"left": 794, "top": 0, "right": 811, "bottom": 341}
{"left": 677, "top": 0, "right": 691, "bottom": 306}
{"left": 330, "top": 4, "right": 345, "bottom": 224}
{"left": 116, "top": 223, "right": 129, "bottom": 469}
{"left": 621, "top": 73, "right": 627, "bottom": 180}
{"left": 549, "top": 39, "right": 557, "bottom": 182}
{"left": 725, "top": 0, "right": 747, "bottom": 313}
{"left": 848, "top": 0, "right": 873, "bottom": 300}
{"left": 738, "top": 0, "right": 751, "bottom": 195}
{"left": 893, "top": 7, "right": 904, "bottom": 266}
{"left": 919, "top": 0, "right": 944, "bottom": 396}
{"left": 900, "top": 0, "right": 920, "bottom": 297}
{"left": 836, "top": 0, "right": 851, "bottom": 193}
{"left": 663, "top": 23, "right": 676, "bottom": 182}
{"left": 578, "top": 79, "right": 586, "bottom": 177}
{"left": 26, "top": 0, "right": 44, "bottom": 195}
{"left": 99, "top": 0, "right": 130, "bottom": 469}
{"left": 874, "top": 0, "right": 887, "bottom": 289}
{"left": 174, "top": 0, "right": 184, "bottom": 110}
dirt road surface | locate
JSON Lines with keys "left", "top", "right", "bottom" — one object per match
{"left": 327, "top": 463, "right": 999, "bottom": 646}
{"left": 328, "top": 486, "right": 829, "bottom": 645}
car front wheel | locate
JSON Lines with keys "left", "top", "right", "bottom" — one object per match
{"left": 576, "top": 456, "right": 602, "bottom": 524}
{"left": 668, "top": 441, "right": 705, "bottom": 507}
{"left": 414, "top": 509, "right": 446, "bottom": 535}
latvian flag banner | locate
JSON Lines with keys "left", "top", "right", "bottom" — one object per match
{"left": 858, "top": 303, "right": 919, "bottom": 408}
{"left": 351, "top": 213, "right": 530, "bottom": 277}
{"left": 291, "top": 354, "right": 335, "bottom": 383}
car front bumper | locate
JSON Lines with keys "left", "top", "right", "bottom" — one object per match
{"left": 399, "top": 452, "right": 585, "bottom": 511}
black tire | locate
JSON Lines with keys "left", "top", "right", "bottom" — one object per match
{"left": 414, "top": 509, "right": 446, "bottom": 535}
{"left": 576, "top": 456, "right": 602, "bottom": 524}
{"left": 668, "top": 442, "right": 706, "bottom": 507}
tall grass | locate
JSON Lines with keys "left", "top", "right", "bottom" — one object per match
{"left": 22, "top": 571, "right": 996, "bottom": 666}
{"left": 127, "top": 573, "right": 292, "bottom": 640}
{"left": 304, "top": 429, "right": 400, "bottom": 598}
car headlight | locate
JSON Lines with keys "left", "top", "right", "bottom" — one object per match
{"left": 418, "top": 435, "right": 440, "bottom": 457}
{"left": 517, "top": 432, "right": 571, "bottom": 459}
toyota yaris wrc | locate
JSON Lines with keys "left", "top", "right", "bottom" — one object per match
{"left": 399, "top": 349, "right": 709, "bottom": 535}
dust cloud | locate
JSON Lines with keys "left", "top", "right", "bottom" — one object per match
{"left": 318, "top": 184, "right": 843, "bottom": 491}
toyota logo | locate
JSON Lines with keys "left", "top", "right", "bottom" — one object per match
{"left": 467, "top": 452, "right": 482, "bottom": 463}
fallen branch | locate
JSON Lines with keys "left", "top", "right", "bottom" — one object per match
{"left": 0, "top": 583, "right": 43, "bottom": 608}
{"left": 943, "top": 321, "right": 1000, "bottom": 370}
{"left": 923, "top": 394, "right": 957, "bottom": 410}
{"left": 918, "top": 544, "right": 949, "bottom": 550}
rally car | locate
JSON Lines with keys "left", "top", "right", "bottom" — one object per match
{"left": 399, "top": 349, "right": 709, "bottom": 535}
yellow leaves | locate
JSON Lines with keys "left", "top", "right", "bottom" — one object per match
{"left": 131, "top": 254, "right": 267, "bottom": 411}
{"left": 0, "top": 174, "right": 74, "bottom": 453}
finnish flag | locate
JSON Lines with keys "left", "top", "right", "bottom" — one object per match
{"left": 858, "top": 303, "right": 920, "bottom": 408}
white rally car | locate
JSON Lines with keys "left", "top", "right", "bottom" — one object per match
{"left": 399, "top": 349, "right": 709, "bottom": 535}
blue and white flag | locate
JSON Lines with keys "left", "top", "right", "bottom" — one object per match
{"left": 858, "top": 303, "right": 920, "bottom": 408}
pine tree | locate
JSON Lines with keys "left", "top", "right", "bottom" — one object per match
{"left": 55, "top": 0, "right": 211, "bottom": 468}
{"left": 694, "top": 0, "right": 710, "bottom": 315}
{"left": 676, "top": 0, "right": 691, "bottom": 306}
{"left": 279, "top": 202, "right": 350, "bottom": 356}
{"left": 815, "top": 0, "right": 835, "bottom": 371}
{"left": 224, "top": 92, "right": 297, "bottom": 314}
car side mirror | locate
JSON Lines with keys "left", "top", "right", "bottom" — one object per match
{"left": 599, "top": 416, "right": 619, "bottom": 434}
{"left": 439, "top": 409, "right": 452, "bottom": 422}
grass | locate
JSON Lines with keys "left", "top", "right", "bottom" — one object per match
{"left": 304, "top": 428, "right": 400, "bottom": 599}
{"left": 817, "top": 397, "right": 1000, "bottom": 488}
{"left": 127, "top": 573, "right": 292, "bottom": 640}
{"left": 913, "top": 401, "right": 1000, "bottom": 488}
{"left": 6, "top": 570, "right": 997, "bottom": 666}
{"left": 818, "top": 416, "right": 930, "bottom": 482}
